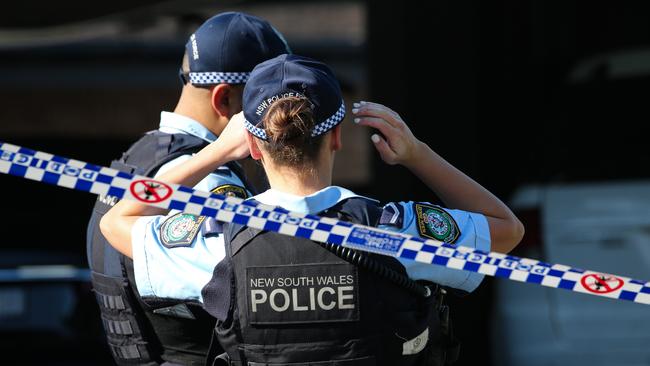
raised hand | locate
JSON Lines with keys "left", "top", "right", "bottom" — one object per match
{"left": 214, "top": 111, "right": 251, "bottom": 162}
{"left": 352, "top": 101, "right": 422, "bottom": 166}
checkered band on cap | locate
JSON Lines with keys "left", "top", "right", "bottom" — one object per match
{"left": 244, "top": 102, "right": 346, "bottom": 140}
{"left": 188, "top": 71, "right": 250, "bottom": 85}
{"left": 310, "top": 102, "right": 346, "bottom": 137}
{"left": 243, "top": 119, "right": 268, "bottom": 140}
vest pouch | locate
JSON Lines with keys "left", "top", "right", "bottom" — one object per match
{"left": 404, "top": 302, "right": 458, "bottom": 366}
{"left": 91, "top": 271, "right": 160, "bottom": 365}
{"left": 238, "top": 339, "right": 377, "bottom": 366}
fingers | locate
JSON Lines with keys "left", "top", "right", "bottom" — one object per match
{"left": 352, "top": 101, "right": 403, "bottom": 129}
{"left": 370, "top": 134, "right": 398, "bottom": 165}
{"left": 353, "top": 116, "right": 398, "bottom": 141}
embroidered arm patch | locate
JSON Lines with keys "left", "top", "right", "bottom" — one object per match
{"left": 160, "top": 213, "right": 205, "bottom": 248}
{"left": 414, "top": 203, "right": 461, "bottom": 244}
{"left": 211, "top": 184, "right": 248, "bottom": 199}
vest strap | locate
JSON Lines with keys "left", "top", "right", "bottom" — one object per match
{"left": 155, "top": 134, "right": 173, "bottom": 162}
{"left": 230, "top": 226, "right": 264, "bottom": 256}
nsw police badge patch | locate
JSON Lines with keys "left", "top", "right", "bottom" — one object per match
{"left": 211, "top": 184, "right": 248, "bottom": 199}
{"left": 160, "top": 213, "right": 205, "bottom": 248}
{"left": 414, "top": 203, "right": 460, "bottom": 244}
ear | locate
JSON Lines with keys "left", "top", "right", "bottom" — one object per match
{"left": 246, "top": 131, "right": 264, "bottom": 160}
{"left": 330, "top": 124, "right": 343, "bottom": 151}
{"left": 210, "top": 84, "right": 232, "bottom": 118}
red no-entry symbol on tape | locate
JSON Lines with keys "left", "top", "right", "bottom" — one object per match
{"left": 580, "top": 274, "right": 624, "bottom": 294}
{"left": 130, "top": 179, "right": 173, "bottom": 203}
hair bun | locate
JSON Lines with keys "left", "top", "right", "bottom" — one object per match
{"left": 265, "top": 97, "right": 314, "bottom": 144}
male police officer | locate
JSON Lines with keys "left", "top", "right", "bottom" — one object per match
{"left": 86, "top": 12, "right": 290, "bottom": 366}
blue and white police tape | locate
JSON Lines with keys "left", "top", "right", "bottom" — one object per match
{"left": 1, "top": 141, "right": 649, "bottom": 306}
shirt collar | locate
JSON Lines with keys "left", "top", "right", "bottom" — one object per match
{"left": 158, "top": 111, "right": 218, "bottom": 143}
{"left": 252, "top": 186, "right": 365, "bottom": 214}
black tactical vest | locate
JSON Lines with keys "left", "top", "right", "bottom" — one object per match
{"left": 86, "top": 130, "right": 254, "bottom": 366}
{"left": 202, "top": 197, "right": 459, "bottom": 366}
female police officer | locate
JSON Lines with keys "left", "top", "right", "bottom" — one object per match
{"left": 101, "top": 54, "right": 524, "bottom": 365}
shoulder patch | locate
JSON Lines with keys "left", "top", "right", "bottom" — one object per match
{"left": 414, "top": 203, "right": 461, "bottom": 244}
{"left": 211, "top": 184, "right": 248, "bottom": 199}
{"left": 160, "top": 213, "right": 205, "bottom": 248}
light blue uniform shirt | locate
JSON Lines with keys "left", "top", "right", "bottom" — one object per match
{"left": 383, "top": 202, "right": 490, "bottom": 292}
{"left": 131, "top": 186, "right": 491, "bottom": 303}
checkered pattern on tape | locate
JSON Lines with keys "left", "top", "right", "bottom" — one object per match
{"left": 614, "top": 279, "right": 650, "bottom": 303}
{"left": 1, "top": 140, "right": 650, "bottom": 306}
{"left": 188, "top": 72, "right": 250, "bottom": 85}
{"left": 167, "top": 194, "right": 356, "bottom": 246}
{"left": 0, "top": 142, "right": 141, "bottom": 202}
{"left": 396, "top": 236, "right": 650, "bottom": 304}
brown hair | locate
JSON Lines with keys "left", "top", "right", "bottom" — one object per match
{"left": 258, "top": 96, "right": 325, "bottom": 167}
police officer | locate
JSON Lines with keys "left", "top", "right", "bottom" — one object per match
{"left": 100, "top": 54, "right": 524, "bottom": 365}
{"left": 86, "top": 13, "right": 290, "bottom": 366}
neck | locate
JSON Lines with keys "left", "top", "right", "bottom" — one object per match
{"left": 264, "top": 158, "right": 333, "bottom": 196}
{"left": 173, "top": 87, "right": 225, "bottom": 135}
